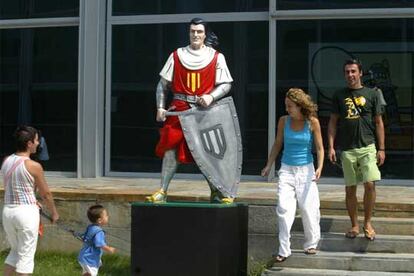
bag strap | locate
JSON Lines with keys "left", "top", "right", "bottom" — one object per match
{"left": 348, "top": 90, "right": 376, "bottom": 134}
{"left": 82, "top": 225, "right": 104, "bottom": 246}
{"left": 4, "top": 157, "right": 27, "bottom": 186}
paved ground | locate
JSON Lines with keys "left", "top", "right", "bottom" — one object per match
{"left": 25, "top": 176, "right": 414, "bottom": 209}
{"left": 1, "top": 176, "right": 413, "bottom": 216}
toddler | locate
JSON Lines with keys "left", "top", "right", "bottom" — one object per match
{"left": 78, "top": 204, "right": 116, "bottom": 276}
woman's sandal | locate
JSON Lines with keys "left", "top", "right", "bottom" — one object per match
{"left": 274, "top": 255, "right": 287, "bottom": 263}
{"left": 363, "top": 226, "right": 376, "bottom": 241}
{"left": 304, "top": 248, "right": 317, "bottom": 255}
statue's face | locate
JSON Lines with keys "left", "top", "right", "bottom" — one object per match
{"left": 189, "top": 24, "right": 206, "bottom": 50}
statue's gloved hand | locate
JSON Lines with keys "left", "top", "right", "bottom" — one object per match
{"left": 156, "top": 106, "right": 176, "bottom": 122}
{"left": 197, "top": 94, "right": 214, "bottom": 107}
{"left": 156, "top": 108, "right": 167, "bottom": 122}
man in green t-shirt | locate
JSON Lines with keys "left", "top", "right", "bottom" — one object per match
{"left": 328, "top": 59, "right": 386, "bottom": 241}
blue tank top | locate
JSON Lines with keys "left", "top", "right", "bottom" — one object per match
{"left": 281, "top": 116, "right": 314, "bottom": 166}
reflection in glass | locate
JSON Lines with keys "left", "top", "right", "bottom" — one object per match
{"left": 110, "top": 21, "right": 268, "bottom": 174}
{"left": 277, "top": 0, "right": 414, "bottom": 10}
{"left": 0, "top": 0, "right": 79, "bottom": 19}
{"left": 277, "top": 19, "right": 414, "bottom": 179}
{"left": 0, "top": 27, "right": 78, "bottom": 171}
{"left": 113, "top": 0, "right": 268, "bottom": 15}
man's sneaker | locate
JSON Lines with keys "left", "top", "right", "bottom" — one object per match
{"left": 145, "top": 189, "right": 167, "bottom": 203}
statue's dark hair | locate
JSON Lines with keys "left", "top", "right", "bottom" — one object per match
{"left": 190, "top": 17, "right": 219, "bottom": 49}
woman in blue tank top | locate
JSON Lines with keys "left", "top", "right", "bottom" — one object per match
{"left": 262, "top": 88, "right": 324, "bottom": 262}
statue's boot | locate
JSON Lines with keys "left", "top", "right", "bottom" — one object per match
{"left": 145, "top": 189, "right": 167, "bottom": 203}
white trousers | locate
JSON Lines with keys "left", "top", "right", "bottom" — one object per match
{"left": 2, "top": 204, "right": 40, "bottom": 274}
{"left": 276, "top": 163, "right": 320, "bottom": 257}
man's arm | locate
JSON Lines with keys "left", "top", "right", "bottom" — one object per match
{"left": 327, "top": 114, "right": 339, "bottom": 163}
{"left": 374, "top": 114, "right": 385, "bottom": 166}
{"left": 25, "top": 160, "right": 59, "bottom": 222}
{"left": 156, "top": 78, "right": 171, "bottom": 122}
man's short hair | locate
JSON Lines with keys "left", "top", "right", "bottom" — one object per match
{"left": 87, "top": 204, "right": 106, "bottom": 223}
{"left": 13, "top": 125, "right": 38, "bottom": 152}
{"left": 344, "top": 59, "right": 363, "bottom": 72}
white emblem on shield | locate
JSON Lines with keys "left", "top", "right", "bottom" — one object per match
{"left": 200, "top": 124, "right": 226, "bottom": 159}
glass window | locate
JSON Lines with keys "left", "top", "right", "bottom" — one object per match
{"left": 0, "top": 30, "right": 19, "bottom": 154}
{"left": 276, "top": 18, "right": 414, "bottom": 179}
{"left": 110, "top": 21, "right": 268, "bottom": 175}
{"left": 0, "top": 27, "right": 78, "bottom": 171}
{"left": 277, "top": 1, "right": 414, "bottom": 10}
{"left": 0, "top": 0, "right": 79, "bottom": 19}
{"left": 113, "top": 0, "right": 268, "bottom": 15}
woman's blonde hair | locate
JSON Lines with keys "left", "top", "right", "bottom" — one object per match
{"left": 286, "top": 88, "right": 318, "bottom": 120}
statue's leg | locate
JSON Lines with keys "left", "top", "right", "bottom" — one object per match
{"left": 207, "top": 181, "right": 220, "bottom": 203}
{"left": 206, "top": 180, "right": 234, "bottom": 204}
{"left": 160, "top": 149, "right": 178, "bottom": 192}
{"left": 145, "top": 149, "right": 178, "bottom": 203}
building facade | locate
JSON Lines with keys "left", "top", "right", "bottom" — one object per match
{"left": 0, "top": 1, "right": 413, "bottom": 183}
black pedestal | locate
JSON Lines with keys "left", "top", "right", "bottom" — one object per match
{"left": 131, "top": 202, "right": 248, "bottom": 276}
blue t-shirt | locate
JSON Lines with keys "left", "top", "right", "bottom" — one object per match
{"left": 281, "top": 116, "right": 313, "bottom": 166}
{"left": 78, "top": 224, "right": 106, "bottom": 268}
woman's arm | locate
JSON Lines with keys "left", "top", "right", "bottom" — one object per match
{"left": 261, "top": 116, "right": 286, "bottom": 177}
{"left": 311, "top": 117, "right": 324, "bottom": 181}
{"left": 26, "top": 160, "right": 59, "bottom": 222}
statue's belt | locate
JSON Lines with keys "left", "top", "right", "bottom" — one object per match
{"left": 173, "top": 94, "right": 199, "bottom": 104}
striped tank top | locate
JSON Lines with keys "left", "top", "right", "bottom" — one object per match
{"left": 1, "top": 154, "right": 37, "bottom": 205}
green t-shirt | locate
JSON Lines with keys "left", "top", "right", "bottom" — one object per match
{"left": 331, "top": 87, "right": 383, "bottom": 150}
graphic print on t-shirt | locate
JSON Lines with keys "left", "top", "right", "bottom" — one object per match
{"left": 344, "top": 96, "right": 366, "bottom": 119}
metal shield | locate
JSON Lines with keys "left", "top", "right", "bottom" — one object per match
{"left": 175, "top": 97, "right": 242, "bottom": 198}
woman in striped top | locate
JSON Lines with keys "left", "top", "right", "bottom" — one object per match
{"left": 1, "top": 126, "right": 59, "bottom": 276}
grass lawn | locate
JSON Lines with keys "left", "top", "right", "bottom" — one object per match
{"left": 0, "top": 250, "right": 130, "bottom": 276}
{"left": 1, "top": 249, "right": 267, "bottom": 276}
